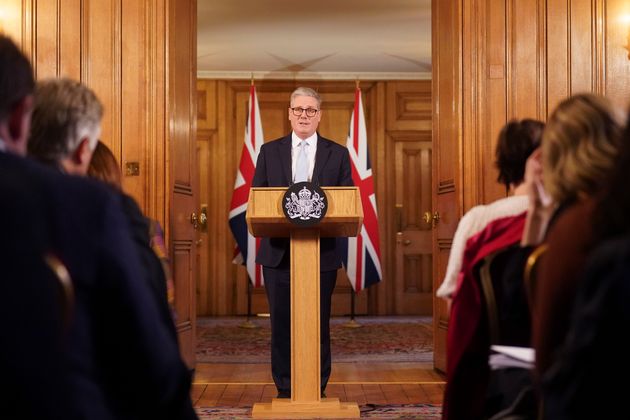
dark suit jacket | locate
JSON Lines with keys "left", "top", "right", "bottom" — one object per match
{"left": 251, "top": 133, "right": 353, "bottom": 271}
{"left": 0, "top": 152, "right": 196, "bottom": 420}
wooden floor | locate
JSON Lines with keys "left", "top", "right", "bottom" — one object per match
{"left": 192, "top": 362, "right": 445, "bottom": 407}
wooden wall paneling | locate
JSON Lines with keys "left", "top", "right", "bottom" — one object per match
{"left": 507, "top": 0, "right": 541, "bottom": 120}
{"left": 461, "top": 0, "right": 481, "bottom": 210}
{"left": 34, "top": 0, "right": 58, "bottom": 79}
{"left": 604, "top": 0, "right": 630, "bottom": 107}
{"left": 85, "top": 0, "right": 122, "bottom": 169}
{"left": 59, "top": 0, "right": 81, "bottom": 80}
{"left": 168, "top": 0, "right": 197, "bottom": 367}
{"left": 196, "top": 128, "right": 212, "bottom": 315}
{"left": 121, "top": 0, "right": 147, "bottom": 209}
{"left": 547, "top": 0, "right": 571, "bottom": 115}
{"left": 482, "top": 0, "right": 507, "bottom": 204}
{"left": 571, "top": 0, "right": 596, "bottom": 94}
{"left": 537, "top": 0, "right": 548, "bottom": 119}
{"left": 432, "top": 0, "right": 462, "bottom": 373}
{"left": 386, "top": 81, "right": 432, "bottom": 132}
{"left": 197, "top": 79, "right": 217, "bottom": 130}
{"left": 0, "top": 1, "right": 25, "bottom": 45}
{"left": 145, "top": 0, "right": 167, "bottom": 228}
{"left": 370, "top": 81, "right": 388, "bottom": 315}
{"left": 214, "top": 80, "right": 232, "bottom": 315}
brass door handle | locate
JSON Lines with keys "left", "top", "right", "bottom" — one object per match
{"left": 199, "top": 206, "right": 208, "bottom": 230}
{"left": 190, "top": 212, "right": 199, "bottom": 230}
{"left": 403, "top": 239, "right": 412, "bottom": 246}
{"left": 423, "top": 211, "right": 440, "bottom": 227}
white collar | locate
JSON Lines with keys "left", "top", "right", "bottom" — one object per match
{"left": 291, "top": 132, "right": 317, "bottom": 149}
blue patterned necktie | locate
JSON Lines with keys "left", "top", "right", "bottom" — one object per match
{"left": 295, "top": 141, "right": 309, "bottom": 183}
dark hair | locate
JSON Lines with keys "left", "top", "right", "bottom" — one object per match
{"left": 595, "top": 108, "right": 630, "bottom": 241}
{"left": 495, "top": 119, "right": 545, "bottom": 188}
{"left": 0, "top": 35, "right": 34, "bottom": 122}
{"left": 88, "top": 141, "right": 122, "bottom": 190}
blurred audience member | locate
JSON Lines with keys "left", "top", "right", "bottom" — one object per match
{"left": 541, "top": 111, "right": 630, "bottom": 418}
{"left": 524, "top": 93, "right": 623, "bottom": 379}
{"left": 19, "top": 72, "right": 196, "bottom": 416}
{"left": 437, "top": 119, "right": 544, "bottom": 303}
{"left": 88, "top": 141, "right": 176, "bottom": 327}
{"left": 27, "top": 78, "right": 102, "bottom": 174}
{"left": 0, "top": 33, "right": 72, "bottom": 420}
{"left": 442, "top": 119, "right": 544, "bottom": 420}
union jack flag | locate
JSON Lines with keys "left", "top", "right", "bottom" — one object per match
{"left": 228, "top": 84, "right": 264, "bottom": 287}
{"left": 340, "top": 87, "right": 383, "bottom": 292}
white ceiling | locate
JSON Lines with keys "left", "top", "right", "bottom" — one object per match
{"left": 197, "top": 0, "right": 432, "bottom": 80}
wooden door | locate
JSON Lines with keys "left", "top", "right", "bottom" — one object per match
{"left": 169, "top": 0, "right": 198, "bottom": 368}
{"left": 431, "top": 0, "right": 462, "bottom": 373}
{"left": 393, "top": 137, "right": 433, "bottom": 315}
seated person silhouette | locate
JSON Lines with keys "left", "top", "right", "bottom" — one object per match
{"left": 0, "top": 42, "right": 197, "bottom": 419}
{"left": 441, "top": 119, "right": 543, "bottom": 420}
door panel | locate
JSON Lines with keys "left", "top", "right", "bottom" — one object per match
{"left": 393, "top": 140, "right": 433, "bottom": 315}
{"left": 169, "top": 0, "right": 197, "bottom": 368}
{"left": 432, "top": 0, "right": 462, "bottom": 372}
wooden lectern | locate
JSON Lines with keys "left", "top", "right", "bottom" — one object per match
{"left": 247, "top": 186, "right": 363, "bottom": 419}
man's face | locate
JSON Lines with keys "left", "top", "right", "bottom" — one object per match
{"left": 288, "top": 95, "right": 321, "bottom": 140}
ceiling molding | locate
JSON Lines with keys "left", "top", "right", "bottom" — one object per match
{"left": 196, "top": 70, "right": 432, "bottom": 81}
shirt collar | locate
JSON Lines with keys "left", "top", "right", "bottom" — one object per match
{"left": 291, "top": 132, "right": 317, "bottom": 149}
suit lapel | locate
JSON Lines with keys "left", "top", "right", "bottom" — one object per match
{"left": 312, "top": 135, "right": 331, "bottom": 185}
{"left": 279, "top": 135, "right": 292, "bottom": 186}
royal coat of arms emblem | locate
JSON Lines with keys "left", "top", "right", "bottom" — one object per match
{"left": 282, "top": 182, "right": 328, "bottom": 226}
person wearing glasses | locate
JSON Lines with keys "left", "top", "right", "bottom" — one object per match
{"left": 252, "top": 86, "right": 353, "bottom": 399}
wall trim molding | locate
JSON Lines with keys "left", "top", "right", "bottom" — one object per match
{"left": 197, "top": 70, "right": 432, "bottom": 81}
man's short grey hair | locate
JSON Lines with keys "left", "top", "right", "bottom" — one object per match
{"left": 290, "top": 87, "right": 321, "bottom": 108}
{"left": 28, "top": 78, "right": 103, "bottom": 164}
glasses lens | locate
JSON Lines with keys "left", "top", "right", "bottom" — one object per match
{"left": 291, "top": 107, "right": 318, "bottom": 117}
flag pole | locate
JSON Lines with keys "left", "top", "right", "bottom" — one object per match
{"left": 343, "top": 290, "right": 362, "bottom": 328}
{"left": 344, "top": 78, "right": 363, "bottom": 329}
{"left": 239, "top": 276, "right": 258, "bottom": 329}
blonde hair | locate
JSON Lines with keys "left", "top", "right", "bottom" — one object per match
{"left": 542, "top": 93, "right": 624, "bottom": 204}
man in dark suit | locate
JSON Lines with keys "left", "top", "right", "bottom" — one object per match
{"left": 0, "top": 34, "right": 197, "bottom": 419}
{"left": 252, "top": 87, "right": 353, "bottom": 398}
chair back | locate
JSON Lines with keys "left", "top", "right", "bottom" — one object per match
{"left": 524, "top": 243, "right": 548, "bottom": 307}
{"left": 477, "top": 245, "right": 533, "bottom": 347}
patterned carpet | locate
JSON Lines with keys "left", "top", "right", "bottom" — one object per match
{"left": 196, "top": 316, "right": 433, "bottom": 364}
{"left": 196, "top": 403, "right": 442, "bottom": 419}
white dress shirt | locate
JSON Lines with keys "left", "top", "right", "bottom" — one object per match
{"left": 291, "top": 131, "right": 317, "bottom": 183}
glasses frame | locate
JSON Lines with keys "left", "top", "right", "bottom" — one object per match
{"left": 290, "top": 107, "right": 319, "bottom": 117}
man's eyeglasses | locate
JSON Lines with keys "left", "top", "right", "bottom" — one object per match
{"left": 290, "top": 107, "right": 319, "bottom": 117}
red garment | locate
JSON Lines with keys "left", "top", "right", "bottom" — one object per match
{"left": 442, "top": 212, "right": 526, "bottom": 420}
